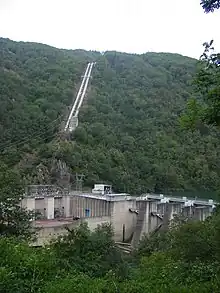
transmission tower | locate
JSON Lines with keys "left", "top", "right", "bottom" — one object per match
{"left": 75, "top": 173, "right": 85, "bottom": 192}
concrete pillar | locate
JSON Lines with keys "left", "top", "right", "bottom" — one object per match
{"left": 75, "top": 196, "right": 79, "bottom": 217}
{"left": 149, "top": 201, "right": 159, "bottom": 233}
{"left": 182, "top": 206, "right": 193, "bottom": 218}
{"left": 72, "top": 196, "right": 75, "bottom": 217}
{"left": 131, "top": 200, "right": 147, "bottom": 247}
{"left": 161, "top": 203, "right": 172, "bottom": 232}
{"left": 99, "top": 199, "right": 103, "bottom": 217}
{"left": 62, "top": 196, "right": 71, "bottom": 217}
{"left": 91, "top": 198, "right": 94, "bottom": 217}
{"left": 106, "top": 201, "right": 110, "bottom": 217}
{"left": 98, "top": 199, "right": 101, "bottom": 217}
{"left": 86, "top": 198, "right": 90, "bottom": 216}
{"left": 143, "top": 201, "right": 150, "bottom": 234}
{"left": 104, "top": 201, "right": 107, "bottom": 216}
{"left": 45, "top": 196, "right": 54, "bottom": 219}
{"left": 26, "top": 197, "right": 35, "bottom": 211}
{"left": 21, "top": 198, "right": 27, "bottom": 209}
{"left": 84, "top": 198, "right": 87, "bottom": 217}
{"left": 75, "top": 197, "right": 79, "bottom": 217}
{"left": 82, "top": 197, "right": 85, "bottom": 217}
{"left": 95, "top": 199, "right": 98, "bottom": 217}
{"left": 81, "top": 198, "right": 84, "bottom": 217}
{"left": 110, "top": 201, "right": 114, "bottom": 216}
{"left": 170, "top": 203, "right": 181, "bottom": 220}
{"left": 78, "top": 197, "right": 81, "bottom": 217}
{"left": 111, "top": 200, "right": 137, "bottom": 242}
{"left": 203, "top": 207, "right": 212, "bottom": 221}
{"left": 193, "top": 207, "right": 200, "bottom": 221}
{"left": 76, "top": 196, "right": 80, "bottom": 217}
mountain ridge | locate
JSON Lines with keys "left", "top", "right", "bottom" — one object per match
{"left": 0, "top": 37, "right": 219, "bottom": 197}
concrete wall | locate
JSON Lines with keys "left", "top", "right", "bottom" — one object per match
{"left": 70, "top": 196, "right": 111, "bottom": 218}
{"left": 132, "top": 201, "right": 159, "bottom": 247}
{"left": 192, "top": 206, "right": 212, "bottom": 221}
{"left": 85, "top": 216, "right": 111, "bottom": 231}
{"left": 33, "top": 221, "right": 79, "bottom": 246}
{"left": 21, "top": 197, "right": 35, "bottom": 210}
{"left": 111, "top": 199, "right": 136, "bottom": 242}
{"left": 33, "top": 216, "right": 111, "bottom": 246}
{"left": 25, "top": 192, "right": 215, "bottom": 247}
{"left": 134, "top": 201, "right": 214, "bottom": 246}
{"left": 35, "top": 198, "right": 46, "bottom": 218}
{"left": 23, "top": 195, "right": 112, "bottom": 220}
{"left": 44, "top": 197, "right": 54, "bottom": 219}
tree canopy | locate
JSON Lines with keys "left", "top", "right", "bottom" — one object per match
{"left": 201, "top": 0, "right": 220, "bottom": 12}
{"left": 0, "top": 162, "right": 34, "bottom": 240}
{"left": 1, "top": 1, "right": 220, "bottom": 292}
{"left": 2, "top": 213, "right": 220, "bottom": 293}
{"left": 181, "top": 2, "right": 220, "bottom": 132}
{"left": 1, "top": 38, "right": 220, "bottom": 197}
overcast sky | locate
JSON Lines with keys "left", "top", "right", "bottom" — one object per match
{"left": 0, "top": 0, "right": 220, "bottom": 58}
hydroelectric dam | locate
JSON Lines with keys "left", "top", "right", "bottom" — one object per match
{"left": 20, "top": 63, "right": 216, "bottom": 248}
{"left": 22, "top": 184, "right": 216, "bottom": 247}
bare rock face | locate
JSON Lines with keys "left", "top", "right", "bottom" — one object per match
{"left": 50, "top": 159, "right": 71, "bottom": 189}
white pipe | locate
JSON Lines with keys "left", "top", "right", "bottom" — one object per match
{"left": 70, "top": 63, "right": 91, "bottom": 118}
{"left": 74, "top": 62, "right": 94, "bottom": 118}
{"left": 64, "top": 63, "right": 91, "bottom": 131}
{"left": 64, "top": 63, "right": 90, "bottom": 131}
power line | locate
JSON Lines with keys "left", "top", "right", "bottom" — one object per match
{"left": 0, "top": 115, "right": 63, "bottom": 152}
{"left": 0, "top": 131, "right": 58, "bottom": 153}
{"left": 0, "top": 63, "right": 95, "bottom": 153}
{"left": 0, "top": 113, "right": 63, "bottom": 147}
{"left": 0, "top": 124, "right": 56, "bottom": 151}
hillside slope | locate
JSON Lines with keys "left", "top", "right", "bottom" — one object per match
{"left": 1, "top": 38, "right": 220, "bottom": 195}
{"left": 71, "top": 52, "right": 220, "bottom": 194}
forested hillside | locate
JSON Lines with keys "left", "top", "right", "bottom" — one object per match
{"left": 1, "top": 37, "right": 220, "bottom": 195}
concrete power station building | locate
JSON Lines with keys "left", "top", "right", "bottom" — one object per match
{"left": 21, "top": 184, "right": 216, "bottom": 247}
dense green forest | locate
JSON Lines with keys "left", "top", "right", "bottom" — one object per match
{"left": 1, "top": 1, "right": 220, "bottom": 292}
{"left": 1, "top": 37, "right": 220, "bottom": 196}
{"left": 2, "top": 214, "right": 220, "bottom": 293}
